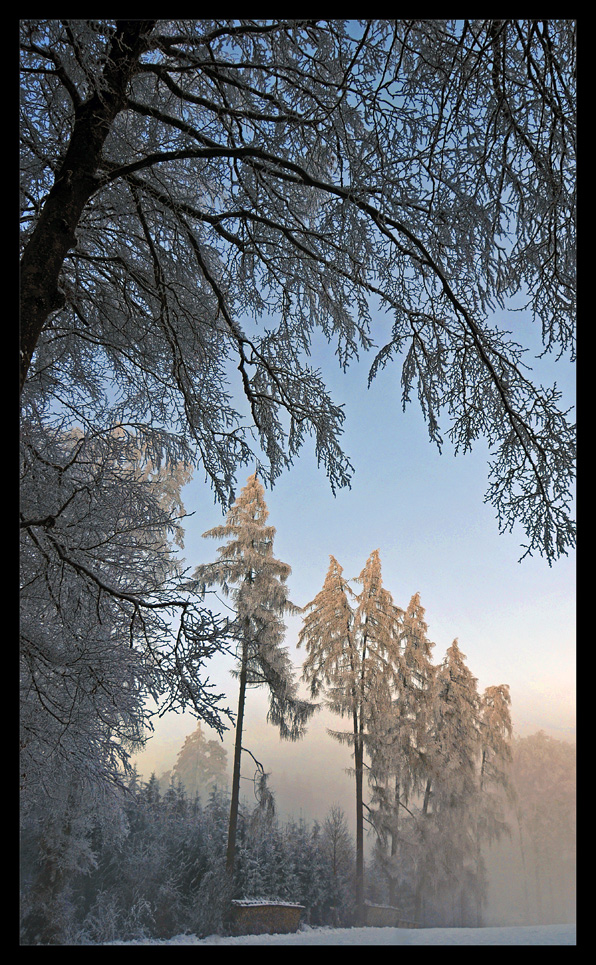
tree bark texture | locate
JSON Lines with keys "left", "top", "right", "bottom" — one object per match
{"left": 19, "top": 20, "right": 156, "bottom": 394}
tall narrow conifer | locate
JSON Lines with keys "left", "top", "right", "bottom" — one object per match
{"left": 367, "top": 591, "right": 435, "bottom": 902}
{"left": 476, "top": 684, "right": 514, "bottom": 848}
{"left": 197, "top": 474, "right": 315, "bottom": 879}
{"left": 414, "top": 639, "right": 482, "bottom": 923}
{"left": 299, "top": 549, "right": 402, "bottom": 921}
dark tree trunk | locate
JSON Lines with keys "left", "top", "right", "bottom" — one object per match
{"left": 226, "top": 630, "right": 249, "bottom": 880}
{"left": 414, "top": 778, "right": 433, "bottom": 924}
{"left": 19, "top": 20, "right": 156, "bottom": 394}
{"left": 354, "top": 716, "right": 364, "bottom": 923}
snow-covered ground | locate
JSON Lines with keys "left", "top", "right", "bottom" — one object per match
{"left": 104, "top": 923, "right": 576, "bottom": 945}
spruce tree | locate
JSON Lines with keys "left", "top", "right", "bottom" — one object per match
{"left": 425, "top": 640, "right": 481, "bottom": 807}
{"left": 415, "top": 639, "right": 482, "bottom": 924}
{"left": 298, "top": 549, "right": 402, "bottom": 922}
{"left": 169, "top": 723, "right": 229, "bottom": 801}
{"left": 397, "top": 593, "right": 436, "bottom": 799}
{"left": 299, "top": 555, "right": 355, "bottom": 701}
{"left": 479, "top": 684, "right": 513, "bottom": 795}
{"left": 197, "top": 474, "right": 315, "bottom": 880}
{"left": 471, "top": 683, "right": 514, "bottom": 924}
{"left": 367, "top": 591, "right": 435, "bottom": 904}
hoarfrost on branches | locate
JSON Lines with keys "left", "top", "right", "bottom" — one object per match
{"left": 197, "top": 474, "right": 315, "bottom": 875}
{"left": 299, "top": 555, "right": 515, "bottom": 925}
{"left": 20, "top": 19, "right": 576, "bottom": 561}
{"left": 19, "top": 19, "right": 575, "bottom": 928}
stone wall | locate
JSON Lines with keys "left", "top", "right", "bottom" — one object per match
{"left": 229, "top": 900, "right": 305, "bottom": 936}
{"left": 364, "top": 903, "right": 419, "bottom": 928}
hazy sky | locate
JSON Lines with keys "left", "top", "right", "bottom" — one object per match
{"left": 134, "top": 309, "right": 576, "bottom": 826}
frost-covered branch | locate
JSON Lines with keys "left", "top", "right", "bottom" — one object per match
{"left": 20, "top": 18, "right": 575, "bottom": 559}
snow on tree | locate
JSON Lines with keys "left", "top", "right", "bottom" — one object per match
{"left": 19, "top": 420, "right": 238, "bottom": 944}
{"left": 298, "top": 549, "right": 403, "bottom": 921}
{"left": 298, "top": 556, "right": 355, "bottom": 701}
{"left": 20, "top": 19, "right": 575, "bottom": 562}
{"left": 166, "top": 723, "right": 229, "bottom": 801}
{"left": 397, "top": 593, "right": 437, "bottom": 791}
{"left": 366, "top": 592, "right": 436, "bottom": 903}
{"left": 20, "top": 423, "right": 234, "bottom": 812}
{"left": 196, "top": 473, "right": 315, "bottom": 878}
{"left": 477, "top": 684, "right": 514, "bottom": 844}
{"left": 479, "top": 685, "right": 513, "bottom": 789}
{"left": 320, "top": 806, "right": 356, "bottom": 925}
{"left": 19, "top": 17, "right": 575, "bottom": 933}
{"left": 426, "top": 640, "right": 482, "bottom": 806}
{"left": 412, "top": 639, "right": 485, "bottom": 925}
{"left": 358, "top": 641, "right": 515, "bottom": 927}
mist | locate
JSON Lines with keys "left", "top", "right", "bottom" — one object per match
{"left": 133, "top": 689, "right": 575, "bottom": 930}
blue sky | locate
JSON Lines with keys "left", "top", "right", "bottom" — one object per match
{"left": 134, "top": 308, "right": 575, "bottom": 824}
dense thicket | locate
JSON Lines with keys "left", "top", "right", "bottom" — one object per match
{"left": 20, "top": 775, "right": 355, "bottom": 944}
{"left": 20, "top": 725, "right": 574, "bottom": 943}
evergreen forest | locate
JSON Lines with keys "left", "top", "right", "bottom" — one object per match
{"left": 20, "top": 719, "right": 575, "bottom": 944}
{"left": 20, "top": 19, "right": 575, "bottom": 945}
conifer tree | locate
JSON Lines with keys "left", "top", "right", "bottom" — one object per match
{"left": 299, "top": 556, "right": 355, "bottom": 701}
{"left": 197, "top": 474, "right": 315, "bottom": 879}
{"left": 478, "top": 683, "right": 514, "bottom": 844}
{"left": 424, "top": 640, "right": 481, "bottom": 808}
{"left": 479, "top": 684, "right": 513, "bottom": 795}
{"left": 298, "top": 549, "right": 402, "bottom": 921}
{"left": 168, "top": 723, "right": 229, "bottom": 801}
{"left": 415, "top": 639, "right": 482, "bottom": 924}
{"left": 367, "top": 591, "right": 435, "bottom": 904}
{"left": 397, "top": 593, "right": 436, "bottom": 794}
{"left": 470, "top": 683, "right": 514, "bottom": 923}
{"left": 321, "top": 805, "right": 355, "bottom": 925}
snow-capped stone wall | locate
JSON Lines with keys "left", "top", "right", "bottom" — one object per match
{"left": 229, "top": 900, "right": 305, "bottom": 936}
{"left": 364, "top": 903, "right": 420, "bottom": 928}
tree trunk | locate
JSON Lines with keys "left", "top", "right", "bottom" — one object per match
{"left": 422, "top": 777, "right": 432, "bottom": 815}
{"left": 19, "top": 20, "right": 155, "bottom": 394}
{"left": 354, "top": 627, "right": 368, "bottom": 923}
{"left": 388, "top": 777, "right": 400, "bottom": 906}
{"left": 226, "top": 631, "right": 249, "bottom": 880}
{"left": 414, "top": 780, "right": 433, "bottom": 924}
{"left": 354, "top": 716, "right": 364, "bottom": 923}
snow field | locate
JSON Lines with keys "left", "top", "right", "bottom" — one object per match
{"left": 104, "top": 922, "right": 576, "bottom": 945}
